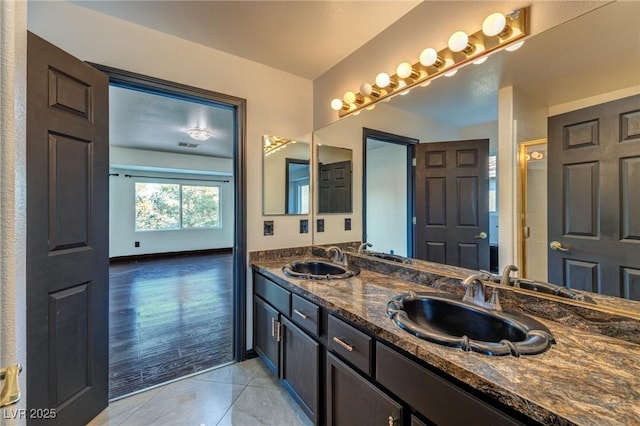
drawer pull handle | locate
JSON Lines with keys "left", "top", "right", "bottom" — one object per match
{"left": 271, "top": 317, "right": 275, "bottom": 337}
{"left": 276, "top": 321, "right": 282, "bottom": 342}
{"left": 332, "top": 336, "right": 353, "bottom": 352}
{"left": 294, "top": 309, "right": 308, "bottom": 320}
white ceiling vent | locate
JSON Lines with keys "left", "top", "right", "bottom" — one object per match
{"left": 177, "top": 141, "right": 199, "bottom": 149}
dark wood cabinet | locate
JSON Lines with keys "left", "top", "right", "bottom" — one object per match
{"left": 281, "top": 316, "right": 321, "bottom": 424}
{"left": 252, "top": 269, "right": 525, "bottom": 426}
{"left": 254, "top": 296, "right": 280, "bottom": 375}
{"left": 326, "top": 352, "right": 402, "bottom": 426}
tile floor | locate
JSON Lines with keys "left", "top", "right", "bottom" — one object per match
{"left": 89, "top": 357, "right": 312, "bottom": 426}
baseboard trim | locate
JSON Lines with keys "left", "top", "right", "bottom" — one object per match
{"left": 110, "top": 247, "right": 233, "bottom": 263}
{"left": 243, "top": 349, "right": 257, "bottom": 361}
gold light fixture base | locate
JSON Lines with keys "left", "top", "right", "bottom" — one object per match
{"left": 337, "top": 7, "right": 528, "bottom": 118}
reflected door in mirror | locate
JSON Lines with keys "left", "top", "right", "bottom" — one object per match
{"left": 548, "top": 94, "right": 640, "bottom": 300}
{"left": 415, "top": 139, "right": 489, "bottom": 270}
{"left": 319, "top": 160, "right": 352, "bottom": 213}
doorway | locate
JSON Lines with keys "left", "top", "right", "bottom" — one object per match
{"left": 105, "top": 80, "right": 239, "bottom": 399}
{"left": 363, "top": 128, "right": 417, "bottom": 257}
{"left": 518, "top": 139, "right": 548, "bottom": 281}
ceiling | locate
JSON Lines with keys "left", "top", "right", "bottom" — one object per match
{"left": 72, "top": 0, "right": 421, "bottom": 80}
{"left": 109, "top": 86, "right": 235, "bottom": 158}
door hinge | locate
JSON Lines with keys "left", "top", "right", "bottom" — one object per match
{"left": 523, "top": 226, "right": 530, "bottom": 238}
{"left": 412, "top": 158, "right": 416, "bottom": 166}
{"left": 412, "top": 216, "right": 416, "bottom": 225}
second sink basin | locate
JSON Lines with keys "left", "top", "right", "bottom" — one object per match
{"left": 387, "top": 292, "right": 555, "bottom": 356}
{"left": 282, "top": 260, "right": 358, "bottom": 280}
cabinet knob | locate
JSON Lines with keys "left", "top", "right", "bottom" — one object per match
{"left": 388, "top": 415, "right": 396, "bottom": 426}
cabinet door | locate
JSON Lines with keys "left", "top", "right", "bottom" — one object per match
{"left": 254, "top": 296, "right": 280, "bottom": 375}
{"left": 327, "top": 352, "right": 402, "bottom": 426}
{"left": 281, "top": 316, "right": 321, "bottom": 425}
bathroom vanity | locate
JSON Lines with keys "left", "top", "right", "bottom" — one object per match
{"left": 250, "top": 247, "right": 640, "bottom": 426}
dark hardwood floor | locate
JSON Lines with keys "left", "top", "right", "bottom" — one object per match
{"left": 108, "top": 252, "right": 234, "bottom": 399}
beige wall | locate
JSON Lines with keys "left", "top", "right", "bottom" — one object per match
{"left": 27, "top": 1, "right": 314, "bottom": 253}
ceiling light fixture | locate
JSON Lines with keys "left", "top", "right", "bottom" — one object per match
{"left": 330, "top": 7, "right": 529, "bottom": 118}
{"left": 187, "top": 127, "right": 213, "bottom": 141}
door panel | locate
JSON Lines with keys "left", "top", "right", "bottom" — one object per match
{"left": 416, "top": 140, "right": 489, "bottom": 270}
{"left": 548, "top": 94, "right": 640, "bottom": 299}
{"left": 27, "top": 31, "right": 108, "bottom": 425}
{"left": 319, "top": 160, "right": 352, "bottom": 213}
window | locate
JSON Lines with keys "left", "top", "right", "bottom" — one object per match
{"left": 135, "top": 182, "right": 221, "bottom": 231}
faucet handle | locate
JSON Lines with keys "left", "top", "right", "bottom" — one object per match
{"left": 487, "top": 288, "right": 502, "bottom": 311}
{"left": 462, "top": 283, "right": 475, "bottom": 304}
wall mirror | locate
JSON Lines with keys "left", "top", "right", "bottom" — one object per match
{"left": 316, "top": 144, "right": 353, "bottom": 214}
{"left": 311, "top": 1, "right": 640, "bottom": 313}
{"left": 262, "top": 135, "right": 310, "bottom": 215}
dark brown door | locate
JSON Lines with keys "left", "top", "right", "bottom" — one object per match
{"left": 27, "top": 32, "right": 109, "bottom": 425}
{"left": 548, "top": 94, "right": 640, "bottom": 299}
{"left": 415, "top": 140, "right": 490, "bottom": 270}
{"left": 319, "top": 160, "right": 352, "bottom": 213}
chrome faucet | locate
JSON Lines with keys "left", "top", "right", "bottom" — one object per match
{"left": 500, "top": 265, "right": 519, "bottom": 287}
{"left": 358, "top": 242, "right": 372, "bottom": 253}
{"left": 326, "top": 246, "right": 348, "bottom": 266}
{"left": 461, "top": 273, "right": 502, "bottom": 310}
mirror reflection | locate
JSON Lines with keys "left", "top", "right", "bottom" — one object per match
{"left": 317, "top": 145, "right": 352, "bottom": 214}
{"left": 262, "top": 135, "right": 310, "bottom": 215}
{"left": 311, "top": 1, "right": 640, "bottom": 310}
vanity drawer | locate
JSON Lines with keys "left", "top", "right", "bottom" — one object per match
{"left": 376, "top": 343, "right": 522, "bottom": 426}
{"left": 328, "top": 315, "right": 372, "bottom": 376}
{"left": 291, "top": 294, "right": 321, "bottom": 337}
{"left": 254, "top": 272, "right": 291, "bottom": 316}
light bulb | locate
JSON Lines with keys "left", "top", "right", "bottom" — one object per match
{"left": 419, "top": 48, "right": 440, "bottom": 67}
{"left": 505, "top": 40, "right": 525, "bottom": 51}
{"left": 420, "top": 80, "right": 431, "bottom": 88}
{"left": 482, "top": 13, "right": 507, "bottom": 37}
{"left": 473, "top": 56, "right": 488, "bottom": 65}
{"left": 331, "top": 98, "right": 345, "bottom": 111}
{"left": 448, "top": 31, "right": 469, "bottom": 52}
{"left": 444, "top": 69, "right": 458, "bottom": 77}
{"left": 360, "top": 82, "right": 372, "bottom": 96}
{"left": 396, "top": 62, "right": 414, "bottom": 79}
{"left": 366, "top": 105, "right": 376, "bottom": 111}
{"left": 375, "top": 72, "right": 391, "bottom": 88}
{"left": 360, "top": 82, "right": 380, "bottom": 98}
{"left": 343, "top": 91, "right": 356, "bottom": 104}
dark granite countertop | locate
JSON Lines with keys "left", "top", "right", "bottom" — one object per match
{"left": 251, "top": 255, "right": 640, "bottom": 426}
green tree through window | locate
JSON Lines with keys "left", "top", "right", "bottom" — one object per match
{"left": 135, "top": 182, "right": 221, "bottom": 231}
{"left": 182, "top": 185, "right": 220, "bottom": 228}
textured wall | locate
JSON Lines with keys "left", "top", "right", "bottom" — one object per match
{"left": 1, "top": 0, "right": 27, "bottom": 420}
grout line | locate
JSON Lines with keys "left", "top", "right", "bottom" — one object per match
{"left": 215, "top": 384, "right": 249, "bottom": 426}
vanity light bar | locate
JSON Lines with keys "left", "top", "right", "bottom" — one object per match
{"left": 332, "top": 8, "right": 529, "bottom": 118}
